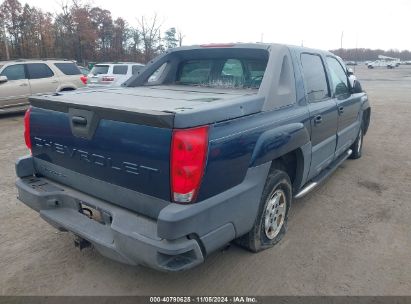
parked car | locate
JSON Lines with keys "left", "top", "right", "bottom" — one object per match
{"left": 367, "top": 59, "right": 396, "bottom": 69}
{"left": 87, "top": 62, "right": 145, "bottom": 87}
{"left": 15, "top": 43, "right": 371, "bottom": 271}
{"left": 77, "top": 66, "right": 90, "bottom": 76}
{"left": 0, "top": 59, "right": 86, "bottom": 114}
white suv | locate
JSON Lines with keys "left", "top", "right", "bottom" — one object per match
{"left": 0, "top": 59, "right": 86, "bottom": 113}
{"left": 87, "top": 62, "right": 145, "bottom": 87}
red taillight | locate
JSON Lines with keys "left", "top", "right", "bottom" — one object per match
{"left": 102, "top": 76, "right": 114, "bottom": 82}
{"left": 24, "top": 108, "right": 32, "bottom": 151}
{"left": 171, "top": 126, "right": 209, "bottom": 203}
{"left": 80, "top": 75, "right": 87, "bottom": 84}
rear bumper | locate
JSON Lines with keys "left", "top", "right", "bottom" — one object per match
{"left": 15, "top": 156, "right": 270, "bottom": 271}
{"left": 16, "top": 175, "right": 204, "bottom": 271}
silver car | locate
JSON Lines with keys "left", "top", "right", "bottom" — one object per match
{"left": 0, "top": 59, "right": 86, "bottom": 113}
{"left": 87, "top": 62, "right": 145, "bottom": 87}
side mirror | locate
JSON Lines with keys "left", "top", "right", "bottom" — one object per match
{"left": 0, "top": 75, "right": 8, "bottom": 83}
{"left": 347, "top": 67, "right": 354, "bottom": 76}
{"left": 352, "top": 80, "right": 363, "bottom": 94}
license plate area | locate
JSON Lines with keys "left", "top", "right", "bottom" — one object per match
{"left": 78, "top": 201, "right": 112, "bottom": 225}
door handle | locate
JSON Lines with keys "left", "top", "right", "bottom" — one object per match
{"left": 19, "top": 83, "right": 28, "bottom": 87}
{"left": 51, "top": 81, "right": 59, "bottom": 84}
{"left": 314, "top": 115, "right": 323, "bottom": 124}
{"left": 338, "top": 106, "right": 344, "bottom": 114}
{"left": 72, "top": 116, "right": 87, "bottom": 125}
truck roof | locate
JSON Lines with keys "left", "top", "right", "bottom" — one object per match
{"left": 161, "top": 42, "right": 333, "bottom": 57}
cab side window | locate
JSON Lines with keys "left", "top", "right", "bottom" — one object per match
{"left": 301, "top": 54, "right": 330, "bottom": 102}
{"left": 326, "top": 57, "right": 350, "bottom": 97}
{"left": 26, "top": 63, "right": 54, "bottom": 79}
{"left": 1, "top": 64, "right": 26, "bottom": 80}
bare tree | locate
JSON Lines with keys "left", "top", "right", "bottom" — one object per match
{"left": 138, "top": 14, "right": 162, "bottom": 62}
{"left": 177, "top": 29, "right": 185, "bottom": 47}
{"left": 0, "top": 0, "right": 185, "bottom": 62}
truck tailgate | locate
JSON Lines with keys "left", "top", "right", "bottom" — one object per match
{"left": 29, "top": 104, "right": 173, "bottom": 212}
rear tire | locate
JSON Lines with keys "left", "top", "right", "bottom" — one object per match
{"left": 236, "top": 169, "right": 292, "bottom": 252}
{"left": 350, "top": 125, "right": 363, "bottom": 159}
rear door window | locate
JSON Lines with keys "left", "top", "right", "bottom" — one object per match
{"left": 90, "top": 65, "right": 109, "bottom": 75}
{"left": 54, "top": 62, "right": 81, "bottom": 75}
{"left": 300, "top": 54, "right": 330, "bottom": 102}
{"left": 27, "top": 63, "right": 54, "bottom": 79}
{"left": 1, "top": 64, "right": 26, "bottom": 80}
{"left": 113, "top": 65, "right": 128, "bottom": 75}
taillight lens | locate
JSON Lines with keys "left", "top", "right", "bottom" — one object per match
{"left": 171, "top": 126, "right": 209, "bottom": 203}
{"left": 24, "top": 108, "right": 32, "bottom": 151}
{"left": 80, "top": 76, "right": 87, "bottom": 84}
{"left": 102, "top": 76, "right": 114, "bottom": 82}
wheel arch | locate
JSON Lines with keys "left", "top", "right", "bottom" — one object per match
{"left": 249, "top": 122, "right": 311, "bottom": 192}
{"left": 57, "top": 85, "right": 76, "bottom": 92}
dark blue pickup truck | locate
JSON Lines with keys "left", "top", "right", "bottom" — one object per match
{"left": 15, "top": 43, "right": 371, "bottom": 271}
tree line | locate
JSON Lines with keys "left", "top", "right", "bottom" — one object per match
{"left": 0, "top": 0, "right": 184, "bottom": 64}
{"left": 2, "top": 0, "right": 411, "bottom": 65}
{"left": 330, "top": 48, "right": 411, "bottom": 62}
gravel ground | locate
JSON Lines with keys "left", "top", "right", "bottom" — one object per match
{"left": 0, "top": 65, "right": 410, "bottom": 296}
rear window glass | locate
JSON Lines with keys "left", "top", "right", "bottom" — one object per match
{"left": 91, "top": 65, "right": 109, "bottom": 75}
{"left": 27, "top": 63, "right": 54, "bottom": 79}
{"left": 54, "top": 62, "right": 81, "bottom": 75}
{"left": 113, "top": 65, "right": 128, "bottom": 74}
{"left": 132, "top": 65, "right": 144, "bottom": 74}
{"left": 176, "top": 58, "right": 267, "bottom": 89}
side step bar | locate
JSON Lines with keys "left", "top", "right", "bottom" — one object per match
{"left": 294, "top": 149, "right": 352, "bottom": 199}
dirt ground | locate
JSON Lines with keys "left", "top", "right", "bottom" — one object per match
{"left": 0, "top": 65, "right": 410, "bottom": 296}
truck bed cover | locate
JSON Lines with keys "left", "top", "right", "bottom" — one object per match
{"left": 30, "top": 85, "right": 264, "bottom": 128}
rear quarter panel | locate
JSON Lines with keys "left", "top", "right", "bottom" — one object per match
{"left": 198, "top": 104, "right": 311, "bottom": 201}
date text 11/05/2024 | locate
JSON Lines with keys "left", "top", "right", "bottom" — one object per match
{"left": 149, "top": 296, "right": 258, "bottom": 303}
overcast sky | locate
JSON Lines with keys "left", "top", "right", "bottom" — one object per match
{"left": 23, "top": 0, "right": 411, "bottom": 51}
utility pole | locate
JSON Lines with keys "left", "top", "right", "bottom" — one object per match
{"left": 2, "top": 23, "right": 10, "bottom": 60}
{"left": 340, "top": 31, "right": 344, "bottom": 57}
{"left": 260, "top": 33, "right": 264, "bottom": 43}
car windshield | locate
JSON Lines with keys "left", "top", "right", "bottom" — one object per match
{"left": 90, "top": 65, "right": 109, "bottom": 75}
{"left": 176, "top": 58, "right": 267, "bottom": 89}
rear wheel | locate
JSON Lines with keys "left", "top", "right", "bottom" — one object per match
{"left": 236, "top": 169, "right": 292, "bottom": 252}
